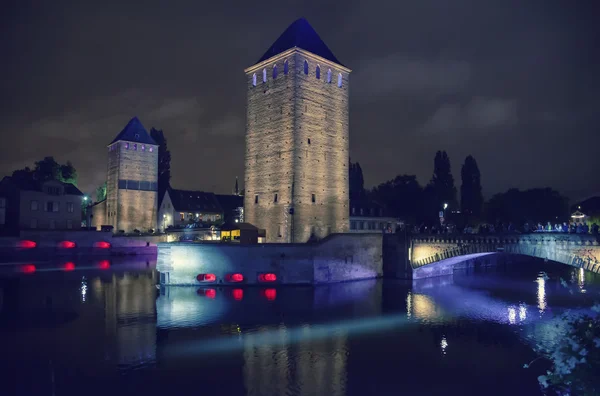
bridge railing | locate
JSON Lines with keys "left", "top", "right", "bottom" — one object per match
{"left": 411, "top": 243, "right": 500, "bottom": 270}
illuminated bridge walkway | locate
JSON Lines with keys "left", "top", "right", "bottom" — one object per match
{"left": 409, "top": 233, "right": 600, "bottom": 279}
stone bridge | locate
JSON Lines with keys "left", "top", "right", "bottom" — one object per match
{"left": 409, "top": 233, "right": 600, "bottom": 279}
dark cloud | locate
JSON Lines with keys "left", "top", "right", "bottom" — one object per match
{"left": 1, "top": 0, "right": 599, "bottom": 202}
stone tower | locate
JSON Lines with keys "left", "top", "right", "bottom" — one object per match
{"left": 244, "top": 18, "right": 351, "bottom": 243}
{"left": 106, "top": 117, "right": 158, "bottom": 232}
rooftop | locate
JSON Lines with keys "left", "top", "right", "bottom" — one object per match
{"left": 0, "top": 176, "right": 84, "bottom": 196}
{"left": 169, "top": 188, "right": 222, "bottom": 213}
{"left": 256, "top": 18, "right": 344, "bottom": 67}
{"left": 110, "top": 117, "right": 157, "bottom": 146}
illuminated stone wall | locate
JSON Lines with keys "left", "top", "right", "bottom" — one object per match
{"left": 244, "top": 49, "right": 350, "bottom": 243}
{"left": 91, "top": 200, "right": 107, "bottom": 230}
{"left": 105, "top": 141, "right": 158, "bottom": 232}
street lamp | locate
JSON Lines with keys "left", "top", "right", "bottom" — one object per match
{"left": 163, "top": 214, "right": 166, "bottom": 232}
{"left": 443, "top": 203, "right": 448, "bottom": 210}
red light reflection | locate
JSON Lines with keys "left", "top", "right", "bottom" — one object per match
{"left": 20, "top": 264, "right": 36, "bottom": 274}
{"left": 63, "top": 262, "right": 75, "bottom": 271}
{"left": 98, "top": 260, "right": 110, "bottom": 270}
{"left": 17, "top": 240, "right": 37, "bottom": 249}
{"left": 94, "top": 241, "right": 111, "bottom": 249}
{"left": 59, "top": 241, "right": 76, "bottom": 249}
{"left": 204, "top": 289, "right": 216, "bottom": 299}
{"left": 232, "top": 289, "right": 244, "bottom": 300}
{"left": 262, "top": 288, "right": 277, "bottom": 301}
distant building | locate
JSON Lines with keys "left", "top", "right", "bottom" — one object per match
{"left": 158, "top": 188, "right": 223, "bottom": 231}
{"left": 349, "top": 200, "right": 399, "bottom": 234}
{"left": 92, "top": 117, "right": 159, "bottom": 233}
{"left": 0, "top": 176, "right": 84, "bottom": 235}
{"left": 244, "top": 18, "right": 351, "bottom": 243}
{"left": 215, "top": 194, "right": 244, "bottom": 224}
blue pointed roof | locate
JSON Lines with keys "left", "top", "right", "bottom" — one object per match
{"left": 257, "top": 18, "right": 344, "bottom": 67}
{"left": 110, "top": 117, "right": 157, "bottom": 145}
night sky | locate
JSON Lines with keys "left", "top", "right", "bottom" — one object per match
{"left": 1, "top": 0, "right": 599, "bottom": 201}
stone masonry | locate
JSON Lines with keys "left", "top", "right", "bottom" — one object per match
{"left": 244, "top": 20, "right": 350, "bottom": 243}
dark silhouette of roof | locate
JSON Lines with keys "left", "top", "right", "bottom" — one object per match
{"left": 168, "top": 188, "right": 222, "bottom": 212}
{"left": 215, "top": 194, "right": 243, "bottom": 212}
{"left": 257, "top": 18, "right": 344, "bottom": 67}
{"left": 0, "top": 176, "right": 83, "bottom": 196}
{"left": 110, "top": 117, "right": 157, "bottom": 145}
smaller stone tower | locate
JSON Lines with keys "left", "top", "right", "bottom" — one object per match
{"left": 106, "top": 117, "right": 158, "bottom": 232}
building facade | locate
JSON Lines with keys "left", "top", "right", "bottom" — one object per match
{"left": 158, "top": 189, "right": 223, "bottom": 231}
{"left": 0, "top": 177, "right": 84, "bottom": 234}
{"left": 244, "top": 18, "right": 351, "bottom": 243}
{"left": 92, "top": 117, "right": 158, "bottom": 233}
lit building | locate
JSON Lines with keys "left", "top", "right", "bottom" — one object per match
{"left": 349, "top": 200, "right": 400, "bottom": 233}
{"left": 92, "top": 117, "right": 159, "bottom": 233}
{"left": 243, "top": 18, "right": 351, "bottom": 243}
{"left": 158, "top": 188, "right": 223, "bottom": 231}
{"left": 0, "top": 176, "right": 84, "bottom": 234}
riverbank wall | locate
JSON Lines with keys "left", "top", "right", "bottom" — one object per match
{"left": 157, "top": 233, "right": 383, "bottom": 286}
{"left": 0, "top": 231, "right": 164, "bottom": 262}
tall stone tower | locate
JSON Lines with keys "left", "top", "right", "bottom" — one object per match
{"left": 244, "top": 18, "right": 350, "bottom": 243}
{"left": 106, "top": 117, "right": 158, "bottom": 232}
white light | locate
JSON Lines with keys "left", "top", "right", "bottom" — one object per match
{"left": 536, "top": 277, "right": 547, "bottom": 314}
{"left": 508, "top": 307, "right": 516, "bottom": 324}
{"left": 519, "top": 304, "right": 527, "bottom": 321}
{"left": 163, "top": 214, "right": 166, "bottom": 218}
{"left": 406, "top": 292, "right": 412, "bottom": 319}
{"left": 83, "top": 196, "right": 88, "bottom": 201}
{"left": 443, "top": 203, "right": 448, "bottom": 210}
{"left": 440, "top": 336, "right": 448, "bottom": 355}
{"left": 235, "top": 219, "right": 239, "bottom": 223}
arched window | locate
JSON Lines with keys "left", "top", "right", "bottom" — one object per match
{"left": 284, "top": 60, "right": 289, "bottom": 74}
{"left": 337, "top": 73, "right": 343, "bottom": 87}
{"left": 252, "top": 73, "right": 256, "bottom": 86}
{"left": 316, "top": 65, "right": 320, "bottom": 79}
{"left": 304, "top": 60, "right": 308, "bottom": 75}
{"left": 273, "top": 64, "right": 278, "bottom": 79}
{"left": 327, "top": 69, "right": 332, "bottom": 83}
{"left": 262, "top": 68, "right": 267, "bottom": 83}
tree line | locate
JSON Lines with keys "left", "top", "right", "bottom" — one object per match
{"left": 350, "top": 151, "right": 569, "bottom": 228}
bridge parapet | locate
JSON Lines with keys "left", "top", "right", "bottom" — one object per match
{"left": 410, "top": 233, "right": 600, "bottom": 275}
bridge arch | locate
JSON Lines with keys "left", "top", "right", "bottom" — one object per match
{"left": 409, "top": 234, "right": 600, "bottom": 279}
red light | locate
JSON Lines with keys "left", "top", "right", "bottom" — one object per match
{"left": 98, "top": 260, "right": 110, "bottom": 270}
{"left": 232, "top": 289, "right": 244, "bottom": 300}
{"left": 226, "top": 273, "right": 244, "bottom": 282}
{"left": 63, "top": 262, "right": 75, "bottom": 271}
{"left": 196, "top": 273, "right": 216, "bottom": 282}
{"left": 59, "top": 241, "right": 76, "bottom": 249}
{"left": 20, "top": 264, "right": 36, "bottom": 274}
{"left": 17, "top": 240, "right": 37, "bottom": 249}
{"left": 94, "top": 241, "right": 111, "bottom": 249}
{"left": 258, "top": 273, "right": 277, "bottom": 282}
{"left": 204, "top": 289, "right": 216, "bottom": 299}
{"left": 262, "top": 288, "right": 277, "bottom": 301}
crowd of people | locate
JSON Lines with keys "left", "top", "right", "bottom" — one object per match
{"left": 412, "top": 221, "right": 599, "bottom": 235}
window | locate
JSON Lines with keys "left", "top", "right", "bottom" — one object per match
{"left": 252, "top": 73, "right": 257, "bottom": 86}
{"left": 307, "top": 138, "right": 311, "bottom": 144}
{"left": 30, "top": 200, "right": 38, "bottom": 211}
{"left": 50, "top": 220, "right": 56, "bottom": 229}
{"left": 30, "top": 219, "right": 37, "bottom": 229}
{"left": 67, "top": 220, "right": 73, "bottom": 229}
{"left": 350, "top": 221, "right": 356, "bottom": 230}
{"left": 360, "top": 208, "right": 364, "bottom": 215}
{"left": 67, "top": 202, "right": 74, "bottom": 213}
{"left": 149, "top": 146, "right": 154, "bottom": 152}
{"left": 311, "top": 194, "right": 316, "bottom": 203}
{"left": 0, "top": 197, "right": 5, "bottom": 208}
{"left": 47, "top": 187, "right": 60, "bottom": 195}
{"left": 304, "top": 60, "right": 308, "bottom": 75}
{"left": 327, "top": 69, "right": 332, "bottom": 83}
{"left": 133, "top": 143, "right": 137, "bottom": 151}
{"left": 278, "top": 225, "right": 283, "bottom": 238}
{"left": 254, "top": 195, "right": 258, "bottom": 204}
{"left": 263, "top": 68, "right": 267, "bottom": 83}
{"left": 141, "top": 144, "right": 145, "bottom": 151}
{"left": 180, "top": 213, "right": 184, "bottom": 221}
{"left": 273, "top": 64, "right": 278, "bottom": 79}
{"left": 125, "top": 142, "right": 129, "bottom": 149}
{"left": 284, "top": 60, "right": 289, "bottom": 74}
{"left": 352, "top": 207, "right": 356, "bottom": 215}
{"left": 316, "top": 65, "right": 320, "bottom": 79}
{"left": 274, "top": 193, "right": 278, "bottom": 203}
{"left": 338, "top": 73, "right": 343, "bottom": 87}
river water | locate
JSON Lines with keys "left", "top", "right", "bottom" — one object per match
{"left": 0, "top": 256, "right": 598, "bottom": 396}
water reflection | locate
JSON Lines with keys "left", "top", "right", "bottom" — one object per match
{"left": 536, "top": 276, "right": 547, "bottom": 314}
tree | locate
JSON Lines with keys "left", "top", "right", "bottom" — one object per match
{"left": 12, "top": 157, "right": 77, "bottom": 186}
{"left": 370, "top": 175, "right": 424, "bottom": 224}
{"left": 485, "top": 188, "right": 569, "bottom": 226}
{"left": 96, "top": 181, "right": 107, "bottom": 202}
{"left": 427, "top": 150, "right": 457, "bottom": 211}
{"left": 460, "top": 155, "right": 483, "bottom": 219}
{"left": 150, "top": 128, "right": 171, "bottom": 206}
{"left": 349, "top": 159, "right": 367, "bottom": 203}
